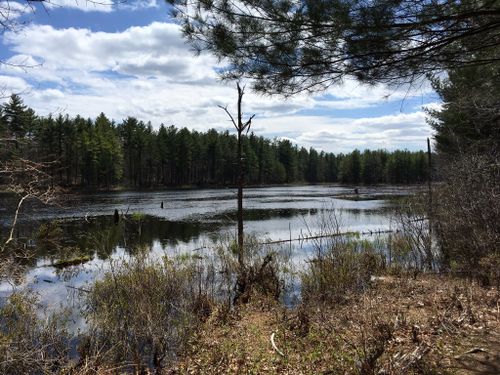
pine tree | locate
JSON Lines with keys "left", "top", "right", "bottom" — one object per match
{"left": 427, "top": 63, "right": 500, "bottom": 156}
{"left": 2, "top": 94, "right": 34, "bottom": 142}
{"left": 169, "top": 0, "right": 500, "bottom": 95}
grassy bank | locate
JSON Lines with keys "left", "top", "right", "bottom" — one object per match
{"left": 1, "top": 240, "right": 498, "bottom": 374}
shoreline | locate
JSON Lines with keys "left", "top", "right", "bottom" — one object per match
{"left": 0, "top": 182, "right": 427, "bottom": 196}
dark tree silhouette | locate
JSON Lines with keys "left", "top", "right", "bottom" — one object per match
{"left": 218, "top": 83, "right": 255, "bottom": 299}
{"left": 168, "top": 0, "right": 500, "bottom": 95}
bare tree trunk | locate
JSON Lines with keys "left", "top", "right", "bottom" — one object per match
{"left": 218, "top": 83, "right": 255, "bottom": 302}
{"left": 236, "top": 84, "right": 244, "bottom": 266}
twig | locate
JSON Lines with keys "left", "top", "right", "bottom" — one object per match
{"left": 270, "top": 332, "right": 285, "bottom": 357}
{"left": 1, "top": 194, "right": 30, "bottom": 252}
{"left": 392, "top": 344, "right": 429, "bottom": 372}
{"left": 464, "top": 347, "right": 489, "bottom": 355}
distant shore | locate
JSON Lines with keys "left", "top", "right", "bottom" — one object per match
{"left": 0, "top": 182, "right": 427, "bottom": 196}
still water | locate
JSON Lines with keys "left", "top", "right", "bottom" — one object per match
{"left": 0, "top": 185, "right": 413, "bottom": 315}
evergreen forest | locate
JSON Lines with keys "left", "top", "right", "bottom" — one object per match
{"left": 0, "top": 95, "right": 428, "bottom": 189}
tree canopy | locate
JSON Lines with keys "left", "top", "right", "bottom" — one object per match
{"left": 168, "top": 0, "right": 500, "bottom": 95}
{"left": 0, "top": 95, "right": 428, "bottom": 188}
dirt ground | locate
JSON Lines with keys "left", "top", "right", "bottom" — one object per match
{"left": 170, "top": 275, "right": 499, "bottom": 374}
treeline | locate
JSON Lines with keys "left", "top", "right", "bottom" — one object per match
{"left": 0, "top": 94, "right": 428, "bottom": 188}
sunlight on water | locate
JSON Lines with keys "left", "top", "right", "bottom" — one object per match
{"left": 0, "top": 185, "right": 414, "bottom": 322}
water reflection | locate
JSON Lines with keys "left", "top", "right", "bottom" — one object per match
{"left": 0, "top": 185, "right": 412, "bottom": 314}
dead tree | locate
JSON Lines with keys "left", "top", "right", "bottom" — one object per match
{"left": 218, "top": 83, "right": 255, "bottom": 300}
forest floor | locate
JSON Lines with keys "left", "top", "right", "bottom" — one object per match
{"left": 169, "top": 274, "right": 499, "bottom": 374}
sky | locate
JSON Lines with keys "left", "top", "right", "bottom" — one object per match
{"left": 0, "top": 0, "right": 440, "bottom": 153}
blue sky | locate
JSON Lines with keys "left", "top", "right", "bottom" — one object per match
{"left": 0, "top": 0, "right": 439, "bottom": 153}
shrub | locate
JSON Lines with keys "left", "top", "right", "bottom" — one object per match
{"left": 434, "top": 153, "right": 500, "bottom": 284}
{"left": 0, "top": 291, "right": 71, "bottom": 375}
{"left": 213, "top": 234, "right": 286, "bottom": 304}
{"left": 301, "top": 239, "right": 383, "bottom": 304}
{"left": 391, "top": 194, "right": 434, "bottom": 271}
{"left": 82, "top": 254, "right": 214, "bottom": 373}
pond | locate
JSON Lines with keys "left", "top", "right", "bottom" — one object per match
{"left": 0, "top": 184, "right": 415, "bottom": 322}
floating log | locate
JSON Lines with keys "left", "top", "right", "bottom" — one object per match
{"left": 52, "top": 255, "right": 92, "bottom": 269}
{"left": 260, "top": 229, "right": 395, "bottom": 245}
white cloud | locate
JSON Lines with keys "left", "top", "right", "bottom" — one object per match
{"left": 3, "top": 22, "right": 216, "bottom": 83}
{"left": 316, "top": 78, "right": 433, "bottom": 110}
{"left": 421, "top": 102, "right": 442, "bottom": 112}
{"left": 1, "top": 22, "right": 436, "bottom": 151}
{"left": 255, "top": 112, "right": 432, "bottom": 153}
{"left": 0, "top": 75, "right": 31, "bottom": 97}
{"left": 0, "top": 1, "right": 30, "bottom": 21}
{"left": 43, "top": 0, "right": 114, "bottom": 13}
{"left": 118, "top": 0, "right": 159, "bottom": 11}
{"left": 4, "top": 54, "right": 41, "bottom": 69}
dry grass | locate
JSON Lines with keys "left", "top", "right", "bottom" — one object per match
{"left": 81, "top": 254, "right": 215, "bottom": 373}
{"left": 0, "top": 291, "right": 72, "bottom": 375}
{"left": 170, "top": 275, "right": 499, "bottom": 374}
